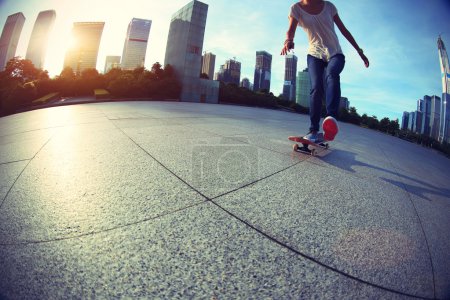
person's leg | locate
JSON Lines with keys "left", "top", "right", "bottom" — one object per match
{"left": 307, "top": 54, "right": 326, "bottom": 133}
{"left": 323, "top": 54, "right": 345, "bottom": 141}
{"left": 324, "top": 54, "right": 345, "bottom": 118}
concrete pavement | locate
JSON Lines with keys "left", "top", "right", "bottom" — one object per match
{"left": 0, "top": 101, "right": 449, "bottom": 299}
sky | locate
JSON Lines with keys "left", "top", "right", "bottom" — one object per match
{"left": 0, "top": 0, "right": 449, "bottom": 121}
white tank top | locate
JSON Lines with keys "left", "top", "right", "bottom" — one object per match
{"left": 289, "top": 1, "right": 343, "bottom": 61}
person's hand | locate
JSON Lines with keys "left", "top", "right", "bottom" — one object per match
{"left": 360, "top": 52, "right": 369, "bottom": 68}
{"left": 281, "top": 39, "right": 294, "bottom": 55}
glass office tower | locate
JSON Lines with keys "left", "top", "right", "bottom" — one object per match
{"left": 64, "top": 22, "right": 105, "bottom": 74}
{"left": 25, "top": 10, "right": 56, "bottom": 69}
{"left": 253, "top": 51, "right": 272, "bottom": 92}
{"left": 283, "top": 54, "right": 297, "bottom": 101}
{"left": 201, "top": 52, "right": 216, "bottom": 80}
{"left": 0, "top": 12, "right": 25, "bottom": 71}
{"left": 438, "top": 36, "right": 450, "bottom": 143}
{"left": 164, "top": 0, "right": 218, "bottom": 103}
{"left": 121, "top": 18, "right": 151, "bottom": 70}
{"left": 296, "top": 68, "right": 311, "bottom": 108}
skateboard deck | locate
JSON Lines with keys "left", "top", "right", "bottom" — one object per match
{"left": 288, "top": 136, "right": 329, "bottom": 156}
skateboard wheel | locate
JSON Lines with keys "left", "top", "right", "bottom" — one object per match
{"left": 311, "top": 149, "right": 316, "bottom": 156}
{"left": 293, "top": 144, "right": 299, "bottom": 151}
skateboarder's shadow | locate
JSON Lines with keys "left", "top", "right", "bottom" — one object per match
{"left": 321, "top": 149, "right": 450, "bottom": 202}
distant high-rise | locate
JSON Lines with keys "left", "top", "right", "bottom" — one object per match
{"left": 241, "top": 78, "right": 251, "bottom": 90}
{"left": 438, "top": 36, "right": 450, "bottom": 143}
{"left": 296, "top": 68, "right": 311, "bottom": 107}
{"left": 283, "top": 54, "right": 297, "bottom": 101}
{"left": 164, "top": 0, "right": 219, "bottom": 103}
{"left": 104, "top": 55, "right": 121, "bottom": 73}
{"left": 421, "top": 95, "right": 432, "bottom": 136}
{"left": 409, "top": 111, "right": 417, "bottom": 132}
{"left": 415, "top": 99, "right": 424, "bottom": 134}
{"left": 253, "top": 51, "right": 272, "bottom": 92}
{"left": 64, "top": 22, "right": 105, "bottom": 74}
{"left": 0, "top": 12, "right": 26, "bottom": 71}
{"left": 121, "top": 18, "right": 151, "bottom": 70}
{"left": 339, "top": 97, "right": 350, "bottom": 111}
{"left": 402, "top": 112, "right": 410, "bottom": 131}
{"left": 201, "top": 52, "right": 215, "bottom": 80}
{"left": 217, "top": 59, "right": 241, "bottom": 85}
{"left": 25, "top": 10, "right": 56, "bottom": 69}
{"left": 430, "top": 95, "right": 441, "bottom": 140}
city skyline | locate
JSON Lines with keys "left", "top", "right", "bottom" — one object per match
{"left": 0, "top": 0, "right": 449, "bottom": 121}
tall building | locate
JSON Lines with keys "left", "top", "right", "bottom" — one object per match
{"left": 25, "top": 10, "right": 56, "bottom": 69}
{"left": 402, "top": 112, "right": 410, "bottom": 131}
{"left": 164, "top": 0, "right": 219, "bottom": 103}
{"left": 415, "top": 99, "right": 424, "bottom": 134}
{"left": 104, "top": 55, "right": 121, "bottom": 73}
{"left": 241, "top": 78, "right": 251, "bottom": 90}
{"left": 438, "top": 36, "right": 450, "bottom": 143}
{"left": 121, "top": 18, "right": 151, "bottom": 70}
{"left": 409, "top": 111, "right": 417, "bottom": 132}
{"left": 253, "top": 51, "right": 272, "bottom": 92}
{"left": 201, "top": 52, "right": 215, "bottom": 80}
{"left": 339, "top": 97, "right": 350, "bottom": 111}
{"left": 0, "top": 12, "right": 26, "bottom": 71}
{"left": 216, "top": 59, "right": 241, "bottom": 85}
{"left": 430, "top": 95, "right": 441, "bottom": 140}
{"left": 64, "top": 22, "right": 105, "bottom": 74}
{"left": 421, "top": 95, "right": 432, "bottom": 136}
{"left": 296, "top": 68, "right": 311, "bottom": 108}
{"left": 282, "top": 54, "right": 297, "bottom": 101}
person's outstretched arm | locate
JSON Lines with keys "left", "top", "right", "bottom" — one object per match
{"left": 281, "top": 17, "right": 298, "bottom": 55}
{"left": 334, "top": 14, "right": 370, "bottom": 68}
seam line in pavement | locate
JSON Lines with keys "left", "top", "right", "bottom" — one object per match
{"left": 377, "top": 146, "right": 437, "bottom": 298}
{"left": 0, "top": 136, "right": 54, "bottom": 211}
{"left": 112, "top": 122, "right": 433, "bottom": 300}
{"left": 0, "top": 201, "right": 207, "bottom": 246}
{"left": 208, "top": 200, "right": 433, "bottom": 300}
{"left": 0, "top": 159, "right": 31, "bottom": 166}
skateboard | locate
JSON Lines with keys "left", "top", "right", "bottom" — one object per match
{"left": 288, "top": 136, "right": 329, "bottom": 156}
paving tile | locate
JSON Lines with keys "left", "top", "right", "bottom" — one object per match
{"left": 410, "top": 194, "right": 450, "bottom": 299}
{"left": 0, "top": 127, "right": 205, "bottom": 243}
{"left": 214, "top": 161, "right": 434, "bottom": 298}
{"left": 122, "top": 131, "right": 302, "bottom": 199}
{"left": 0, "top": 203, "right": 409, "bottom": 299}
{"left": 0, "top": 160, "right": 29, "bottom": 202}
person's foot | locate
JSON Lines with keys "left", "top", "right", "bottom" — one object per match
{"left": 304, "top": 131, "right": 324, "bottom": 143}
{"left": 323, "top": 116, "right": 339, "bottom": 141}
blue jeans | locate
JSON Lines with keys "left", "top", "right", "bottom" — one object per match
{"left": 307, "top": 54, "right": 345, "bottom": 132}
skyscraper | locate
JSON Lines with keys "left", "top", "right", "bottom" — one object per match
{"left": 104, "top": 55, "right": 121, "bottom": 73}
{"left": 253, "top": 51, "right": 272, "bottom": 92}
{"left": 121, "top": 18, "right": 151, "bottom": 70}
{"left": 64, "top": 22, "right": 105, "bottom": 74}
{"left": 430, "top": 95, "right": 441, "bottom": 140}
{"left": 164, "top": 0, "right": 219, "bottom": 103}
{"left": 282, "top": 54, "right": 297, "bottom": 101}
{"left": 421, "top": 95, "right": 432, "bottom": 136}
{"left": 402, "top": 112, "right": 410, "bottom": 131}
{"left": 339, "top": 97, "right": 350, "bottom": 111}
{"left": 25, "top": 10, "right": 56, "bottom": 69}
{"left": 241, "top": 78, "right": 251, "bottom": 90}
{"left": 438, "top": 36, "right": 450, "bottom": 143}
{"left": 296, "top": 68, "right": 311, "bottom": 108}
{"left": 201, "top": 52, "right": 215, "bottom": 80}
{"left": 0, "top": 12, "right": 25, "bottom": 71}
{"left": 216, "top": 59, "right": 241, "bottom": 85}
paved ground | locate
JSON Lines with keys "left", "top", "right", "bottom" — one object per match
{"left": 0, "top": 101, "right": 449, "bottom": 299}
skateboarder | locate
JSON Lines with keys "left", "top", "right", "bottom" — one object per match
{"left": 281, "top": 0, "right": 369, "bottom": 142}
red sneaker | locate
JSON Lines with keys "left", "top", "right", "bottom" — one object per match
{"left": 323, "top": 116, "right": 339, "bottom": 141}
